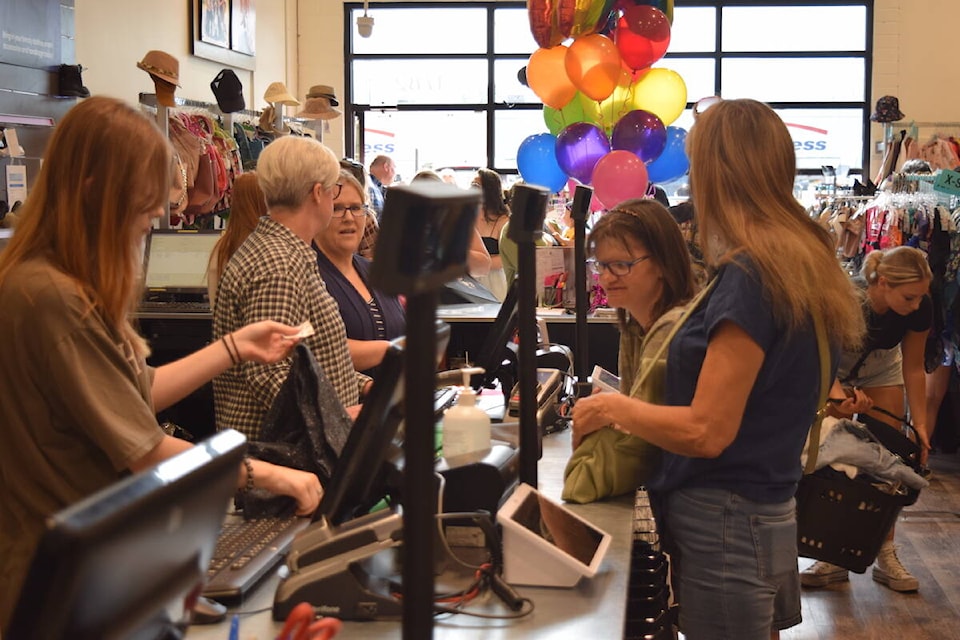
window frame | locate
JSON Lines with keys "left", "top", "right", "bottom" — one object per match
{"left": 343, "top": 0, "right": 873, "bottom": 177}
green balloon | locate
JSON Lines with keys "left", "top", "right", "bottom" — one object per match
{"left": 543, "top": 96, "right": 588, "bottom": 136}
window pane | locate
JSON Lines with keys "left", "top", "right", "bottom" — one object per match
{"left": 669, "top": 7, "right": 717, "bottom": 53}
{"left": 363, "top": 111, "right": 487, "bottom": 181}
{"left": 773, "top": 108, "right": 865, "bottom": 171}
{"left": 721, "top": 58, "right": 865, "bottom": 102}
{"left": 722, "top": 6, "right": 866, "bottom": 52}
{"left": 655, "top": 58, "right": 716, "bottom": 106}
{"left": 353, "top": 59, "right": 488, "bottom": 105}
{"left": 495, "top": 59, "right": 539, "bottom": 104}
{"left": 495, "top": 7, "right": 538, "bottom": 55}
{"left": 350, "top": 8, "right": 487, "bottom": 54}
{"left": 494, "top": 109, "right": 546, "bottom": 170}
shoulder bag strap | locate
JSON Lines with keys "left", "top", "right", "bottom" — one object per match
{"left": 628, "top": 277, "right": 718, "bottom": 398}
{"left": 804, "top": 312, "right": 831, "bottom": 474}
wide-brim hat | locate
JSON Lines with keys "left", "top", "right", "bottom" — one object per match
{"left": 210, "top": 69, "right": 245, "bottom": 113}
{"left": 305, "top": 84, "right": 339, "bottom": 107}
{"left": 297, "top": 96, "right": 341, "bottom": 121}
{"left": 263, "top": 81, "right": 300, "bottom": 106}
{"left": 137, "top": 50, "right": 180, "bottom": 87}
{"left": 870, "top": 95, "right": 905, "bottom": 123}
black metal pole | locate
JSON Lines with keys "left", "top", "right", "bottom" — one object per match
{"left": 401, "top": 292, "right": 438, "bottom": 640}
{"left": 508, "top": 184, "right": 550, "bottom": 487}
{"left": 571, "top": 185, "right": 594, "bottom": 399}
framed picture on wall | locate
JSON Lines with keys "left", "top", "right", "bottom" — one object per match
{"left": 231, "top": 0, "right": 256, "bottom": 56}
{"left": 200, "top": 0, "right": 229, "bottom": 48}
{"left": 191, "top": 0, "right": 255, "bottom": 71}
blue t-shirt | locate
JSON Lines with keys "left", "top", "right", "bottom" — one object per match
{"left": 648, "top": 259, "right": 838, "bottom": 503}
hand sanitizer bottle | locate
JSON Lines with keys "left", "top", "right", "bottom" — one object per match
{"left": 442, "top": 367, "right": 491, "bottom": 459}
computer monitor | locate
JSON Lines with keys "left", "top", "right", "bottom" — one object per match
{"left": 319, "top": 321, "right": 451, "bottom": 527}
{"left": 470, "top": 277, "right": 520, "bottom": 392}
{"left": 6, "top": 430, "right": 246, "bottom": 640}
{"left": 142, "top": 229, "right": 221, "bottom": 296}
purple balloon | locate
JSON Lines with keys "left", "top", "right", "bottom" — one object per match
{"left": 611, "top": 109, "right": 667, "bottom": 163}
{"left": 555, "top": 122, "right": 611, "bottom": 185}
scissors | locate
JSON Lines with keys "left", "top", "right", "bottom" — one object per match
{"left": 276, "top": 602, "right": 342, "bottom": 640}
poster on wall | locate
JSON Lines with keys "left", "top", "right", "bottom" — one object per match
{"left": 0, "top": 0, "right": 61, "bottom": 69}
{"left": 231, "top": 0, "right": 255, "bottom": 56}
{"left": 201, "top": 0, "right": 230, "bottom": 48}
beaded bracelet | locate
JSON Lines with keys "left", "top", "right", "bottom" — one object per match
{"left": 241, "top": 456, "right": 255, "bottom": 493}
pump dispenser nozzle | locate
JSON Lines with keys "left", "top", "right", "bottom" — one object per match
{"left": 442, "top": 366, "right": 492, "bottom": 458}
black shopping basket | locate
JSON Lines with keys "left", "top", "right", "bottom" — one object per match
{"left": 796, "top": 409, "right": 924, "bottom": 573}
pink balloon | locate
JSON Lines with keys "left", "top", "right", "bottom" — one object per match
{"left": 591, "top": 150, "right": 649, "bottom": 209}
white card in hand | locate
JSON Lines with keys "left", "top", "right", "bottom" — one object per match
{"left": 286, "top": 320, "right": 315, "bottom": 340}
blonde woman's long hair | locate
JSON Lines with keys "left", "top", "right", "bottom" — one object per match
{"left": 687, "top": 98, "right": 864, "bottom": 349}
{"left": 209, "top": 171, "right": 267, "bottom": 283}
{"left": 0, "top": 96, "right": 171, "bottom": 355}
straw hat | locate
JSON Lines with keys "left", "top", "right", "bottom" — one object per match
{"left": 297, "top": 96, "right": 341, "bottom": 121}
{"left": 263, "top": 81, "right": 300, "bottom": 106}
{"left": 305, "top": 84, "right": 339, "bottom": 107}
{"left": 258, "top": 105, "right": 288, "bottom": 135}
{"left": 137, "top": 50, "right": 180, "bottom": 86}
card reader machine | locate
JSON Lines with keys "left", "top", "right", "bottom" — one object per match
{"left": 507, "top": 368, "right": 564, "bottom": 433}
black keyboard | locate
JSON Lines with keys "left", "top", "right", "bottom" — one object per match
{"left": 139, "top": 300, "right": 211, "bottom": 313}
{"left": 203, "top": 514, "right": 310, "bottom": 602}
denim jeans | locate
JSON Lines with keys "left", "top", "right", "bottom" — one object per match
{"left": 662, "top": 487, "right": 801, "bottom": 639}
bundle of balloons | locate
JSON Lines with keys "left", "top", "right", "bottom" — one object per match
{"left": 517, "top": 0, "right": 690, "bottom": 210}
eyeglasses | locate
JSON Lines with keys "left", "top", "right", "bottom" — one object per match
{"left": 332, "top": 203, "right": 372, "bottom": 218}
{"left": 329, "top": 183, "right": 343, "bottom": 199}
{"left": 587, "top": 256, "right": 651, "bottom": 276}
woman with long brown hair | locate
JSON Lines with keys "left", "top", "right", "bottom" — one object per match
{"left": 0, "top": 97, "right": 322, "bottom": 629}
{"left": 207, "top": 171, "right": 267, "bottom": 305}
{"left": 573, "top": 99, "right": 864, "bottom": 639}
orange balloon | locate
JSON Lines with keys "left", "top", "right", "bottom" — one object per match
{"left": 528, "top": 46, "right": 578, "bottom": 109}
{"left": 564, "top": 34, "right": 622, "bottom": 102}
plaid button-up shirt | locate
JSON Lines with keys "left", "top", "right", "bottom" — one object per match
{"left": 213, "top": 216, "right": 367, "bottom": 439}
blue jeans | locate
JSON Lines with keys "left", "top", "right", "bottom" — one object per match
{"left": 661, "top": 487, "right": 801, "bottom": 639}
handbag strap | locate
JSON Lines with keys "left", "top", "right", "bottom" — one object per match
{"left": 629, "top": 277, "right": 718, "bottom": 397}
{"left": 803, "top": 311, "right": 830, "bottom": 474}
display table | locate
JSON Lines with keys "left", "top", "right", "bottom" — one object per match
{"left": 185, "top": 427, "right": 634, "bottom": 639}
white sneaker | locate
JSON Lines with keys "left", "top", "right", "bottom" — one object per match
{"left": 800, "top": 561, "right": 849, "bottom": 587}
{"left": 872, "top": 542, "right": 919, "bottom": 592}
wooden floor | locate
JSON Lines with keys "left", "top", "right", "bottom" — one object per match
{"left": 783, "top": 452, "right": 960, "bottom": 640}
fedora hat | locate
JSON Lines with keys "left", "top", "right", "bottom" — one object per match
{"left": 137, "top": 50, "right": 180, "bottom": 87}
{"left": 297, "top": 96, "right": 341, "bottom": 121}
{"left": 263, "top": 81, "right": 300, "bottom": 106}
{"left": 305, "top": 84, "right": 339, "bottom": 107}
{"left": 210, "top": 69, "right": 245, "bottom": 113}
{"left": 870, "top": 96, "right": 905, "bottom": 123}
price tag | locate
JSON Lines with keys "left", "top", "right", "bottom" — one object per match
{"left": 933, "top": 169, "right": 960, "bottom": 196}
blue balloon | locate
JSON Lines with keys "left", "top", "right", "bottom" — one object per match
{"left": 646, "top": 126, "right": 689, "bottom": 183}
{"left": 517, "top": 133, "right": 567, "bottom": 193}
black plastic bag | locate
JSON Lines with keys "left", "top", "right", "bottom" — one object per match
{"left": 239, "top": 344, "right": 354, "bottom": 517}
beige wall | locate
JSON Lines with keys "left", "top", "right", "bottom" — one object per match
{"left": 75, "top": 0, "right": 299, "bottom": 119}
{"left": 76, "top": 0, "right": 960, "bottom": 172}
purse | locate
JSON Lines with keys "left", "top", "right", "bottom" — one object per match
{"left": 562, "top": 280, "right": 716, "bottom": 504}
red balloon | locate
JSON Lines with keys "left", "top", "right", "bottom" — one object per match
{"left": 614, "top": 5, "right": 671, "bottom": 71}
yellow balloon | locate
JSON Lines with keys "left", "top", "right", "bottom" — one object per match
{"left": 630, "top": 68, "right": 687, "bottom": 126}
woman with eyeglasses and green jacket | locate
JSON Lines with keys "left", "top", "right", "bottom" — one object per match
{"left": 314, "top": 168, "right": 404, "bottom": 378}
